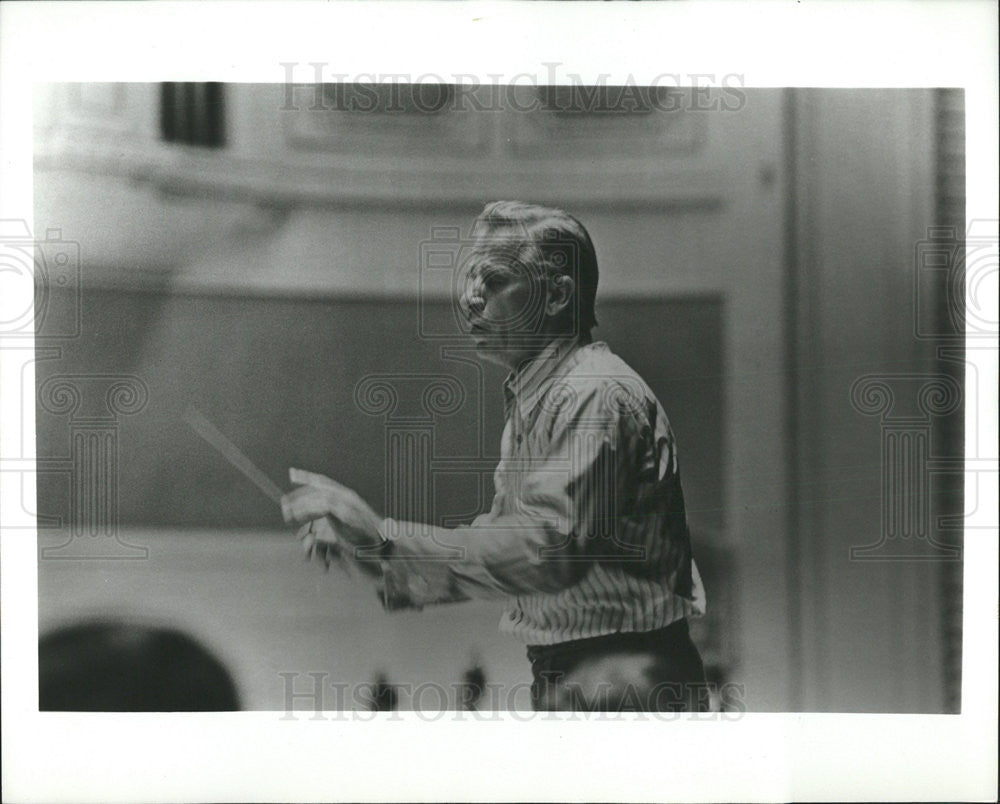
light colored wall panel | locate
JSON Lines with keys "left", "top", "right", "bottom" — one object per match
{"left": 788, "top": 89, "right": 946, "bottom": 712}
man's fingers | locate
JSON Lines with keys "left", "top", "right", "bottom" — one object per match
{"left": 291, "top": 513, "right": 354, "bottom": 577}
{"left": 282, "top": 483, "right": 364, "bottom": 523}
{"left": 303, "top": 535, "right": 333, "bottom": 564}
{"left": 289, "top": 467, "right": 349, "bottom": 490}
{"left": 281, "top": 487, "right": 332, "bottom": 524}
{"left": 289, "top": 467, "right": 327, "bottom": 487}
{"left": 289, "top": 467, "right": 360, "bottom": 501}
{"left": 282, "top": 475, "right": 382, "bottom": 570}
{"left": 283, "top": 471, "right": 380, "bottom": 535}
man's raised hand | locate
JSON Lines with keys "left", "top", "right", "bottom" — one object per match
{"left": 281, "top": 468, "right": 386, "bottom": 565}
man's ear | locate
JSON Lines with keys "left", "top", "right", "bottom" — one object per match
{"left": 545, "top": 274, "right": 575, "bottom": 317}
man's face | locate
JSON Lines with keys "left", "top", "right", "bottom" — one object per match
{"left": 459, "top": 242, "right": 547, "bottom": 371}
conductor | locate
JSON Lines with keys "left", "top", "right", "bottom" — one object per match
{"left": 281, "top": 201, "right": 708, "bottom": 712}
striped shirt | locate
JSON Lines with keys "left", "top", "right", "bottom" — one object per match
{"left": 378, "top": 338, "right": 706, "bottom": 645}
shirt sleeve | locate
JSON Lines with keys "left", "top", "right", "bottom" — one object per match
{"left": 374, "top": 380, "right": 648, "bottom": 610}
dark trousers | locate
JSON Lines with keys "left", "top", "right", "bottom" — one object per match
{"left": 526, "top": 619, "right": 708, "bottom": 712}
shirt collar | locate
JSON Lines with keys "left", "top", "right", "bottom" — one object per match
{"left": 503, "top": 337, "right": 585, "bottom": 419}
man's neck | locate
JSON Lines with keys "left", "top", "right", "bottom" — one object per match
{"left": 508, "top": 334, "right": 585, "bottom": 376}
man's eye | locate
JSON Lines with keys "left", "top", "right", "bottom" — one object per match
{"left": 484, "top": 272, "right": 507, "bottom": 289}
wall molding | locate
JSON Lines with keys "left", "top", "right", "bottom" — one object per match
{"left": 35, "top": 143, "right": 728, "bottom": 210}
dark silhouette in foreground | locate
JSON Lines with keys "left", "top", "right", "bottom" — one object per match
{"left": 39, "top": 620, "right": 241, "bottom": 711}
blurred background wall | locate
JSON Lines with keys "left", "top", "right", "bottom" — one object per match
{"left": 31, "top": 84, "right": 963, "bottom": 712}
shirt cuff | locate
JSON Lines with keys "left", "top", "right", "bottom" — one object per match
{"left": 375, "top": 518, "right": 460, "bottom": 610}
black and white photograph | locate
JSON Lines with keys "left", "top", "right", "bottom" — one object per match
{"left": 1, "top": 2, "right": 997, "bottom": 802}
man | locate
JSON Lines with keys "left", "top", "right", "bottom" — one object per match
{"left": 281, "top": 201, "right": 707, "bottom": 712}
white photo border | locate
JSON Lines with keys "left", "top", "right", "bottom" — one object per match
{"left": 1, "top": 1, "right": 997, "bottom": 802}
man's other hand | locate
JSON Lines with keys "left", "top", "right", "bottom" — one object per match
{"left": 297, "top": 518, "right": 346, "bottom": 572}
